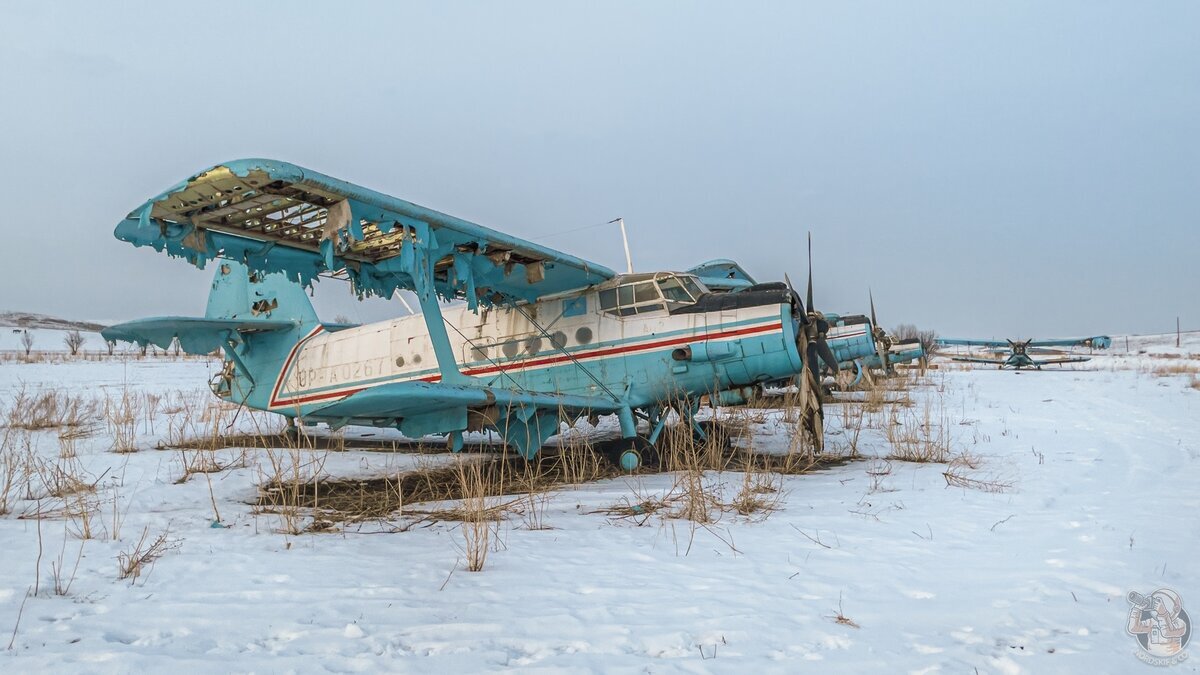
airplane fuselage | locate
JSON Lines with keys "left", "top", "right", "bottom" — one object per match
{"left": 251, "top": 276, "right": 803, "bottom": 427}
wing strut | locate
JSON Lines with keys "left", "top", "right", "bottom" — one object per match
{"left": 403, "top": 221, "right": 470, "bottom": 386}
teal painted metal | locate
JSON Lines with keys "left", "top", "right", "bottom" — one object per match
{"left": 106, "top": 162, "right": 821, "bottom": 460}
{"left": 114, "top": 158, "right": 615, "bottom": 305}
{"left": 822, "top": 314, "right": 878, "bottom": 369}
{"left": 686, "top": 259, "right": 757, "bottom": 292}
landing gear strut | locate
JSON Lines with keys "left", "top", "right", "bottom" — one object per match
{"left": 284, "top": 416, "right": 300, "bottom": 443}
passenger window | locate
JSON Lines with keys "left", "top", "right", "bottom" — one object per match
{"left": 525, "top": 336, "right": 543, "bottom": 355}
{"left": 599, "top": 289, "right": 617, "bottom": 310}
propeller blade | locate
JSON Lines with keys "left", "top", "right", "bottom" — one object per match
{"left": 816, "top": 336, "right": 840, "bottom": 373}
{"left": 868, "top": 288, "right": 890, "bottom": 373}
{"left": 806, "top": 233, "right": 815, "bottom": 313}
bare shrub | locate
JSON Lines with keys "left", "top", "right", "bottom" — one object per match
{"left": 117, "top": 526, "right": 181, "bottom": 582}
{"left": 63, "top": 330, "right": 85, "bottom": 356}
{"left": 19, "top": 330, "right": 33, "bottom": 356}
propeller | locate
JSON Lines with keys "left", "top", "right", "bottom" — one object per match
{"left": 805, "top": 233, "right": 839, "bottom": 373}
{"left": 868, "top": 289, "right": 893, "bottom": 375}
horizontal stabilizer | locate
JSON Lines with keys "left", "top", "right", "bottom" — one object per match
{"left": 102, "top": 316, "right": 296, "bottom": 354}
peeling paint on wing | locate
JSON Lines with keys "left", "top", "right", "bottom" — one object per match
{"left": 113, "top": 159, "right": 616, "bottom": 307}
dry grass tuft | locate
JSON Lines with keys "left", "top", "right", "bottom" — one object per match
{"left": 886, "top": 398, "right": 955, "bottom": 463}
{"left": 454, "top": 459, "right": 496, "bottom": 572}
{"left": 942, "top": 469, "right": 1013, "bottom": 493}
{"left": 1149, "top": 362, "right": 1200, "bottom": 377}
{"left": 104, "top": 390, "right": 140, "bottom": 453}
{"left": 117, "top": 526, "right": 181, "bottom": 582}
{"left": 730, "top": 467, "right": 783, "bottom": 518}
{"left": 5, "top": 386, "right": 99, "bottom": 431}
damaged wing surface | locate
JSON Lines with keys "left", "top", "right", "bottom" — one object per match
{"left": 114, "top": 159, "right": 616, "bottom": 307}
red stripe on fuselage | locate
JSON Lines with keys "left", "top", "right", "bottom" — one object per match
{"left": 267, "top": 325, "right": 325, "bottom": 409}
{"left": 270, "top": 321, "right": 784, "bottom": 409}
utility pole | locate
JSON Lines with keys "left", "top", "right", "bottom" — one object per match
{"left": 1178, "top": 316, "right": 1182, "bottom": 348}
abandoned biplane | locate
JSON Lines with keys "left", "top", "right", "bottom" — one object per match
{"left": 935, "top": 336, "right": 1111, "bottom": 370}
{"left": 102, "top": 159, "right": 827, "bottom": 469}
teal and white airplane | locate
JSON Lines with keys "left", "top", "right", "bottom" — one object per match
{"left": 103, "top": 159, "right": 827, "bottom": 468}
{"left": 935, "top": 336, "right": 1111, "bottom": 370}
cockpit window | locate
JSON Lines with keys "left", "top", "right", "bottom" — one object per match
{"left": 600, "top": 274, "right": 707, "bottom": 317}
{"left": 659, "top": 277, "right": 694, "bottom": 304}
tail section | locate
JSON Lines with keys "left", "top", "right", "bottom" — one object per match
{"left": 205, "top": 261, "right": 319, "bottom": 328}
{"left": 103, "top": 261, "right": 323, "bottom": 411}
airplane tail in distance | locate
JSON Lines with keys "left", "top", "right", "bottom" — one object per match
{"left": 205, "top": 261, "right": 318, "bottom": 329}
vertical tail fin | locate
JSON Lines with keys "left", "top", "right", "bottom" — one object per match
{"left": 205, "top": 261, "right": 319, "bottom": 329}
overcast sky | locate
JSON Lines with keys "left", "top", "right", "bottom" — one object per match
{"left": 1, "top": 1, "right": 1196, "bottom": 338}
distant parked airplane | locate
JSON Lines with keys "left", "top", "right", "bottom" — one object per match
{"left": 935, "top": 336, "right": 1111, "bottom": 370}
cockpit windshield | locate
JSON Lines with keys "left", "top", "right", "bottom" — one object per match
{"left": 598, "top": 274, "right": 709, "bottom": 317}
{"left": 659, "top": 277, "right": 693, "bottom": 303}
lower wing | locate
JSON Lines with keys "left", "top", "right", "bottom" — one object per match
{"left": 1032, "top": 356, "right": 1091, "bottom": 366}
{"left": 951, "top": 356, "right": 1007, "bottom": 365}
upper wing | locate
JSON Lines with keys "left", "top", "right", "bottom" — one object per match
{"left": 686, "top": 259, "right": 758, "bottom": 292}
{"left": 114, "top": 159, "right": 616, "bottom": 306}
{"left": 937, "top": 338, "right": 1012, "bottom": 348}
{"left": 951, "top": 355, "right": 1007, "bottom": 365}
{"left": 1029, "top": 336, "right": 1111, "bottom": 349}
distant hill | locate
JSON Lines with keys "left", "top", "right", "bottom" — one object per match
{"left": 0, "top": 311, "right": 106, "bottom": 333}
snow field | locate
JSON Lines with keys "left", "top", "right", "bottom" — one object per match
{"left": 0, "top": 336, "right": 1197, "bottom": 672}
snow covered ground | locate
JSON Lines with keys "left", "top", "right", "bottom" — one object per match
{"left": 0, "top": 335, "right": 1198, "bottom": 672}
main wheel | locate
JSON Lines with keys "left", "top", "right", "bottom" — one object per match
{"left": 605, "top": 437, "right": 660, "bottom": 472}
